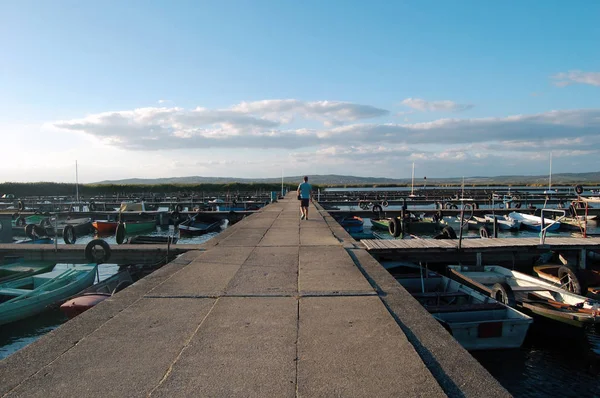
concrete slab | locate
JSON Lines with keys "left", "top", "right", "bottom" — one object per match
{"left": 195, "top": 246, "right": 255, "bottom": 265}
{"left": 5, "top": 298, "right": 216, "bottom": 398}
{"left": 244, "top": 246, "right": 299, "bottom": 267}
{"left": 299, "top": 246, "right": 373, "bottom": 294}
{"left": 259, "top": 228, "right": 300, "bottom": 246}
{"left": 300, "top": 228, "right": 340, "bottom": 246}
{"left": 217, "top": 230, "right": 266, "bottom": 247}
{"left": 297, "top": 296, "right": 445, "bottom": 398}
{"left": 146, "top": 261, "right": 242, "bottom": 297}
{"left": 225, "top": 263, "right": 298, "bottom": 295}
{"left": 150, "top": 297, "right": 297, "bottom": 398}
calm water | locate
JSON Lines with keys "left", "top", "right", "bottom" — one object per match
{"left": 0, "top": 227, "right": 220, "bottom": 360}
{"left": 364, "top": 219, "right": 600, "bottom": 397}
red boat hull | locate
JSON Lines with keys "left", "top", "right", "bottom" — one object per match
{"left": 92, "top": 221, "right": 118, "bottom": 234}
{"left": 60, "top": 293, "right": 111, "bottom": 319}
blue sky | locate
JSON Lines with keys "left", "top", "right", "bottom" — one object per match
{"left": 1, "top": 0, "right": 599, "bottom": 182}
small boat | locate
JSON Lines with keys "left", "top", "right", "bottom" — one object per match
{"left": 124, "top": 220, "right": 156, "bottom": 234}
{"left": 0, "top": 261, "right": 55, "bottom": 283}
{"left": 508, "top": 212, "right": 560, "bottom": 232}
{"left": 533, "top": 264, "right": 600, "bottom": 296}
{"left": 339, "top": 216, "right": 364, "bottom": 233}
{"left": 0, "top": 264, "right": 98, "bottom": 326}
{"left": 447, "top": 265, "right": 600, "bottom": 328}
{"left": 128, "top": 235, "right": 178, "bottom": 244}
{"left": 370, "top": 218, "right": 390, "bottom": 231}
{"left": 92, "top": 220, "right": 119, "bottom": 234}
{"left": 484, "top": 214, "right": 521, "bottom": 231}
{"left": 439, "top": 216, "right": 469, "bottom": 234}
{"left": 60, "top": 269, "right": 134, "bottom": 319}
{"left": 178, "top": 214, "right": 222, "bottom": 236}
{"left": 395, "top": 268, "right": 532, "bottom": 350}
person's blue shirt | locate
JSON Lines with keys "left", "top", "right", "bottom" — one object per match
{"left": 298, "top": 182, "right": 312, "bottom": 199}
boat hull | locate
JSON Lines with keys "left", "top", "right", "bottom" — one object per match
{"left": 92, "top": 220, "right": 118, "bottom": 234}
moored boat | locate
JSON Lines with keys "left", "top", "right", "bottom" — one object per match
{"left": 124, "top": 220, "right": 156, "bottom": 234}
{"left": 0, "top": 261, "right": 55, "bottom": 283}
{"left": 447, "top": 265, "right": 600, "bottom": 328}
{"left": 92, "top": 220, "right": 119, "bottom": 234}
{"left": 508, "top": 212, "right": 560, "bottom": 232}
{"left": 178, "top": 214, "right": 222, "bottom": 236}
{"left": 339, "top": 215, "right": 364, "bottom": 233}
{"left": 395, "top": 269, "right": 532, "bottom": 350}
{"left": 0, "top": 264, "right": 98, "bottom": 326}
{"left": 484, "top": 214, "right": 521, "bottom": 231}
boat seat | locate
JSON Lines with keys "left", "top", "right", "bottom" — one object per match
{"left": 412, "top": 291, "right": 469, "bottom": 298}
{"left": 0, "top": 287, "right": 32, "bottom": 297}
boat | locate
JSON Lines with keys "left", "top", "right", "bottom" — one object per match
{"left": 124, "top": 220, "right": 156, "bottom": 234}
{"left": 60, "top": 268, "right": 134, "bottom": 319}
{"left": 370, "top": 218, "right": 390, "bottom": 231}
{"left": 508, "top": 211, "right": 560, "bottom": 232}
{"left": 439, "top": 216, "right": 469, "bottom": 234}
{"left": 128, "top": 235, "right": 178, "bottom": 244}
{"left": 395, "top": 268, "right": 532, "bottom": 350}
{"left": 0, "top": 264, "right": 98, "bottom": 326}
{"left": 484, "top": 214, "right": 521, "bottom": 231}
{"left": 178, "top": 214, "right": 222, "bottom": 236}
{"left": 339, "top": 215, "right": 364, "bottom": 233}
{"left": 92, "top": 220, "right": 119, "bottom": 234}
{"left": 533, "top": 264, "right": 600, "bottom": 296}
{"left": 0, "top": 261, "right": 55, "bottom": 283}
{"left": 447, "top": 265, "right": 600, "bottom": 328}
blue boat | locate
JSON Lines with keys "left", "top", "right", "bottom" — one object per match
{"left": 508, "top": 212, "right": 561, "bottom": 232}
{"left": 339, "top": 216, "right": 364, "bottom": 233}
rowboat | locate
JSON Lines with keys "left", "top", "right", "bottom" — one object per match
{"left": 339, "top": 216, "right": 364, "bottom": 233}
{"left": 92, "top": 220, "right": 119, "bottom": 234}
{"left": 0, "top": 261, "right": 55, "bottom": 283}
{"left": 484, "top": 214, "right": 521, "bottom": 231}
{"left": 124, "top": 220, "right": 156, "bottom": 234}
{"left": 395, "top": 268, "right": 532, "bottom": 350}
{"left": 0, "top": 264, "right": 98, "bottom": 326}
{"left": 508, "top": 212, "right": 561, "bottom": 232}
{"left": 447, "top": 265, "right": 600, "bottom": 328}
{"left": 178, "top": 214, "right": 222, "bottom": 236}
{"left": 370, "top": 218, "right": 390, "bottom": 231}
{"left": 533, "top": 264, "right": 600, "bottom": 296}
{"left": 60, "top": 268, "right": 134, "bottom": 319}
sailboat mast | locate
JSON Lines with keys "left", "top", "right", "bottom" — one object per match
{"left": 549, "top": 152, "right": 552, "bottom": 191}
{"left": 411, "top": 162, "right": 415, "bottom": 196}
{"left": 75, "top": 160, "right": 79, "bottom": 203}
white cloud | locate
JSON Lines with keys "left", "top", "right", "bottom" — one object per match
{"left": 552, "top": 71, "right": 600, "bottom": 87}
{"left": 400, "top": 98, "right": 474, "bottom": 112}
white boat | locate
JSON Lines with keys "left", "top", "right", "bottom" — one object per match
{"left": 508, "top": 211, "right": 560, "bottom": 232}
{"left": 447, "top": 265, "right": 600, "bottom": 328}
{"left": 439, "top": 217, "right": 469, "bottom": 234}
{"left": 395, "top": 270, "right": 532, "bottom": 350}
{"left": 484, "top": 214, "right": 521, "bottom": 231}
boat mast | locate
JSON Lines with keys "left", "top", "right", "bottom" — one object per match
{"left": 411, "top": 162, "right": 415, "bottom": 196}
{"left": 548, "top": 152, "right": 552, "bottom": 191}
{"left": 75, "top": 160, "right": 79, "bottom": 204}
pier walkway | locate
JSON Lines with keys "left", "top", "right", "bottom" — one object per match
{"left": 0, "top": 195, "right": 508, "bottom": 397}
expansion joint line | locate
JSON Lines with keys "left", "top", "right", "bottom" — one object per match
{"left": 147, "top": 297, "right": 220, "bottom": 397}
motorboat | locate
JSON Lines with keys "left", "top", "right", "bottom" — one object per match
{"left": 447, "top": 265, "right": 600, "bottom": 328}
{"left": 484, "top": 214, "right": 521, "bottom": 231}
{"left": 508, "top": 212, "right": 560, "bottom": 232}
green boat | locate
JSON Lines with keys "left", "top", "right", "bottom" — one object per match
{"left": 370, "top": 218, "right": 391, "bottom": 230}
{"left": 11, "top": 214, "right": 49, "bottom": 228}
{"left": 0, "top": 261, "right": 56, "bottom": 283}
{"left": 124, "top": 220, "right": 156, "bottom": 235}
{"left": 0, "top": 264, "right": 98, "bottom": 326}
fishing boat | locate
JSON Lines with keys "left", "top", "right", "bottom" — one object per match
{"left": 339, "top": 215, "right": 364, "bottom": 233}
{"left": 508, "top": 212, "right": 561, "bottom": 232}
{"left": 60, "top": 268, "right": 134, "bottom": 319}
{"left": 124, "top": 220, "right": 156, "bottom": 234}
{"left": 92, "top": 220, "right": 119, "bottom": 234}
{"left": 484, "top": 214, "right": 521, "bottom": 231}
{"left": 0, "top": 261, "right": 55, "bottom": 283}
{"left": 447, "top": 265, "right": 600, "bottom": 328}
{"left": 0, "top": 264, "right": 98, "bottom": 326}
{"left": 395, "top": 268, "right": 532, "bottom": 350}
{"left": 178, "top": 214, "right": 222, "bottom": 236}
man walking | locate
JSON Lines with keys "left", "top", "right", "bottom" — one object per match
{"left": 297, "top": 176, "right": 312, "bottom": 220}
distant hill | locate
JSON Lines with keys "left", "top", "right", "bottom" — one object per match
{"left": 94, "top": 172, "right": 600, "bottom": 186}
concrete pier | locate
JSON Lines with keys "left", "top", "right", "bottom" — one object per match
{"left": 0, "top": 195, "right": 509, "bottom": 397}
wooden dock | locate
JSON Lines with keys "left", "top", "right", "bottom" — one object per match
{"left": 361, "top": 237, "right": 600, "bottom": 267}
{"left": 0, "top": 194, "right": 508, "bottom": 397}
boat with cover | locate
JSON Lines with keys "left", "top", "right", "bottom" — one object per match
{"left": 508, "top": 212, "right": 561, "bottom": 232}
{"left": 447, "top": 265, "right": 600, "bottom": 328}
{"left": 484, "top": 214, "right": 521, "bottom": 231}
{"left": 178, "top": 214, "right": 222, "bottom": 236}
{"left": 394, "top": 268, "right": 532, "bottom": 350}
{"left": 0, "top": 264, "right": 98, "bottom": 326}
{"left": 60, "top": 268, "right": 133, "bottom": 319}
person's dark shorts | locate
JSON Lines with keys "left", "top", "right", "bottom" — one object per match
{"left": 301, "top": 198, "right": 309, "bottom": 207}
